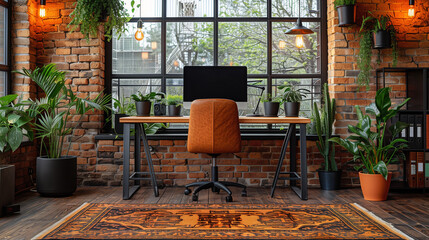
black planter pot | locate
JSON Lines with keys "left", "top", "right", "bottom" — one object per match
{"left": 318, "top": 170, "right": 342, "bottom": 190}
{"left": 373, "top": 30, "right": 391, "bottom": 49}
{"left": 36, "top": 156, "right": 77, "bottom": 197}
{"left": 168, "top": 105, "right": 181, "bottom": 116}
{"left": 136, "top": 101, "right": 151, "bottom": 116}
{"left": 114, "top": 113, "right": 128, "bottom": 134}
{"left": 263, "top": 102, "right": 280, "bottom": 117}
{"left": 284, "top": 102, "right": 300, "bottom": 117}
{"left": 336, "top": 5, "right": 356, "bottom": 27}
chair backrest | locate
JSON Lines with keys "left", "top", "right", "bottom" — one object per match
{"left": 187, "top": 99, "right": 241, "bottom": 154}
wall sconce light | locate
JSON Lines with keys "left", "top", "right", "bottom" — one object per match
{"left": 279, "top": 40, "right": 286, "bottom": 50}
{"left": 39, "top": 0, "right": 46, "bottom": 18}
{"left": 408, "top": 0, "right": 415, "bottom": 17}
{"left": 285, "top": 0, "right": 313, "bottom": 48}
{"left": 141, "top": 52, "right": 149, "bottom": 60}
{"left": 151, "top": 42, "right": 157, "bottom": 50}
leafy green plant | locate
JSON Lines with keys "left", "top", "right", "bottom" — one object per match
{"left": 113, "top": 96, "right": 136, "bottom": 115}
{"left": 279, "top": 84, "right": 310, "bottom": 103}
{"left": 260, "top": 93, "right": 281, "bottom": 103}
{"left": 334, "top": 0, "right": 356, "bottom": 8}
{"left": 131, "top": 91, "right": 158, "bottom": 102}
{"left": 314, "top": 83, "right": 337, "bottom": 172}
{"left": 165, "top": 95, "right": 183, "bottom": 106}
{"left": 68, "top": 0, "right": 138, "bottom": 41}
{"left": 14, "top": 64, "right": 111, "bottom": 159}
{"left": 0, "top": 94, "right": 34, "bottom": 152}
{"left": 358, "top": 12, "right": 398, "bottom": 89}
{"left": 330, "top": 87, "right": 409, "bottom": 180}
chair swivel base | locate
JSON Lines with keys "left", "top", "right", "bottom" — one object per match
{"left": 184, "top": 181, "right": 247, "bottom": 202}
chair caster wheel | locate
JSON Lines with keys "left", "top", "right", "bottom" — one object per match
{"left": 226, "top": 195, "right": 233, "bottom": 202}
{"left": 192, "top": 195, "right": 198, "bottom": 201}
{"left": 184, "top": 188, "right": 191, "bottom": 195}
{"left": 241, "top": 190, "right": 247, "bottom": 197}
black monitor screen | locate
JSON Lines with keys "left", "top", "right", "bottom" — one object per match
{"left": 183, "top": 66, "right": 247, "bottom": 102}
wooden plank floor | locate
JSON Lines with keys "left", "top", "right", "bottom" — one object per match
{"left": 0, "top": 186, "right": 428, "bottom": 240}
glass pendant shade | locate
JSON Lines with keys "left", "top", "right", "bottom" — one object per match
{"left": 39, "top": 0, "right": 46, "bottom": 18}
{"left": 408, "top": 0, "right": 415, "bottom": 17}
{"left": 135, "top": 20, "right": 144, "bottom": 41}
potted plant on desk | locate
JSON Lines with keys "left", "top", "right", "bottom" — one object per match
{"left": 313, "top": 83, "right": 340, "bottom": 190}
{"left": 330, "top": 87, "right": 409, "bottom": 201}
{"left": 112, "top": 96, "right": 135, "bottom": 134}
{"left": 261, "top": 93, "right": 281, "bottom": 117}
{"left": 165, "top": 95, "right": 183, "bottom": 117}
{"left": 15, "top": 63, "right": 111, "bottom": 197}
{"left": 279, "top": 84, "right": 310, "bottom": 117}
{"left": 131, "top": 91, "right": 157, "bottom": 116}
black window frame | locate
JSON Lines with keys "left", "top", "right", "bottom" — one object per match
{"left": 0, "top": 0, "right": 11, "bottom": 96}
{"left": 104, "top": 0, "right": 327, "bottom": 134}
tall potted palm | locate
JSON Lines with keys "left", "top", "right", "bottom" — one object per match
{"left": 15, "top": 64, "right": 110, "bottom": 196}
{"left": 314, "top": 83, "right": 340, "bottom": 190}
{"left": 330, "top": 88, "right": 409, "bottom": 201}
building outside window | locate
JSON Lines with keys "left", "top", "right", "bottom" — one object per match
{"left": 109, "top": 0, "right": 327, "bottom": 130}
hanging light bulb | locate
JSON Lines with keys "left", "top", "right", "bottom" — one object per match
{"left": 408, "top": 0, "right": 415, "bottom": 17}
{"left": 135, "top": 20, "right": 144, "bottom": 41}
{"left": 151, "top": 42, "right": 157, "bottom": 50}
{"left": 295, "top": 35, "right": 304, "bottom": 48}
{"left": 285, "top": 0, "right": 314, "bottom": 48}
{"left": 39, "top": 0, "right": 46, "bottom": 18}
{"left": 141, "top": 52, "right": 149, "bottom": 60}
{"left": 279, "top": 40, "right": 286, "bottom": 50}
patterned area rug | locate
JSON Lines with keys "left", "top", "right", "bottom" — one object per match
{"left": 33, "top": 203, "right": 409, "bottom": 239}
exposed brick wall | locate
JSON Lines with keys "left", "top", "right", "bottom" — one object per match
{"left": 328, "top": 0, "right": 429, "bottom": 135}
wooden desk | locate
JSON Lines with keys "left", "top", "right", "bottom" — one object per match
{"left": 120, "top": 116, "right": 311, "bottom": 200}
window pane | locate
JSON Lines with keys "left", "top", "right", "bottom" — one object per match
{"left": 112, "top": 78, "right": 161, "bottom": 100}
{"left": 113, "top": 22, "right": 161, "bottom": 74}
{"left": 0, "top": 71, "right": 5, "bottom": 97}
{"left": 166, "top": 22, "right": 214, "bottom": 74}
{"left": 241, "top": 79, "right": 267, "bottom": 129}
{"left": 218, "top": 22, "right": 267, "bottom": 74}
{"left": 0, "top": 6, "right": 7, "bottom": 65}
{"left": 219, "top": 0, "right": 267, "bottom": 17}
{"left": 124, "top": 0, "right": 162, "bottom": 17}
{"left": 272, "top": 22, "right": 320, "bottom": 74}
{"left": 272, "top": 0, "right": 319, "bottom": 18}
{"left": 167, "top": 0, "right": 213, "bottom": 17}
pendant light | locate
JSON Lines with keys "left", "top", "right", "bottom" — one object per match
{"left": 285, "top": 0, "right": 313, "bottom": 48}
{"left": 135, "top": 0, "right": 144, "bottom": 41}
{"left": 39, "top": 0, "right": 46, "bottom": 18}
{"left": 408, "top": 0, "right": 415, "bottom": 17}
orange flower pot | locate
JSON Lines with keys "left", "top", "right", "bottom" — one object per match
{"left": 359, "top": 172, "right": 392, "bottom": 201}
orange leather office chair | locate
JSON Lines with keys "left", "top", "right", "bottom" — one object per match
{"left": 184, "top": 99, "right": 247, "bottom": 202}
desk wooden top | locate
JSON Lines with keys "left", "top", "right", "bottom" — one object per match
{"left": 120, "top": 116, "right": 311, "bottom": 124}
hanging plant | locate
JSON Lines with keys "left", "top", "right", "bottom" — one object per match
{"left": 334, "top": 0, "right": 356, "bottom": 27}
{"left": 357, "top": 12, "right": 398, "bottom": 89}
{"left": 68, "top": 0, "right": 139, "bottom": 41}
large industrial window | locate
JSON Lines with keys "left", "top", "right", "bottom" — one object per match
{"left": 0, "top": 0, "right": 9, "bottom": 97}
{"left": 108, "top": 0, "right": 327, "bottom": 130}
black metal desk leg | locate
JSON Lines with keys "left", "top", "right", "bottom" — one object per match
{"left": 134, "top": 124, "right": 141, "bottom": 186}
{"left": 140, "top": 125, "right": 159, "bottom": 197}
{"left": 299, "top": 123, "right": 308, "bottom": 200}
{"left": 123, "top": 123, "right": 130, "bottom": 200}
{"left": 290, "top": 124, "right": 297, "bottom": 187}
{"left": 271, "top": 125, "right": 294, "bottom": 198}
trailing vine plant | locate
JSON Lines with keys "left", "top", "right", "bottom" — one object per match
{"left": 68, "top": 0, "right": 139, "bottom": 41}
{"left": 358, "top": 12, "right": 398, "bottom": 90}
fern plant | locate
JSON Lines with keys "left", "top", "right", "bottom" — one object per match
{"left": 279, "top": 84, "right": 310, "bottom": 103}
{"left": 358, "top": 12, "right": 398, "bottom": 90}
{"left": 68, "top": 0, "right": 138, "bottom": 41}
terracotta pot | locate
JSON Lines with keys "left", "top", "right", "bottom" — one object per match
{"left": 359, "top": 172, "right": 392, "bottom": 201}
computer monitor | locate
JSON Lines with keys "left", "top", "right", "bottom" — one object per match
{"left": 183, "top": 66, "right": 247, "bottom": 109}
